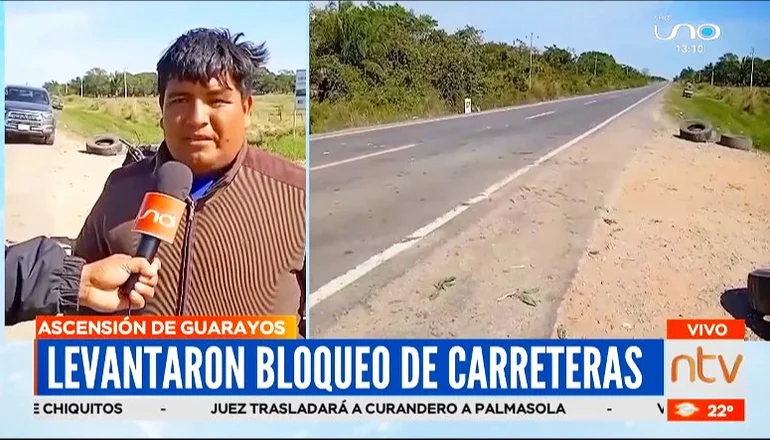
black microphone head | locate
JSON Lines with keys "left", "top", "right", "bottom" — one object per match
{"left": 156, "top": 161, "right": 193, "bottom": 201}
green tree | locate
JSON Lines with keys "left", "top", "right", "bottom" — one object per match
{"left": 309, "top": 1, "right": 662, "bottom": 133}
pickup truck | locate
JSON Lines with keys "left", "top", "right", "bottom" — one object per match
{"left": 5, "top": 85, "right": 57, "bottom": 145}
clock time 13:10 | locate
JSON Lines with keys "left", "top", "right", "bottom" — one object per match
{"left": 677, "top": 44, "right": 705, "bottom": 54}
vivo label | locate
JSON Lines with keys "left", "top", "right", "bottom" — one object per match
{"left": 654, "top": 23, "right": 721, "bottom": 41}
{"left": 137, "top": 209, "right": 177, "bottom": 228}
{"left": 686, "top": 322, "right": 730, "bottom": 337}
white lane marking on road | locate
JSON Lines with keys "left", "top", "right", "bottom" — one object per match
{"left": 310, "top": 85, "right": 663, "bottom": 140}
{"left": 525, "top": 111, "right": 555, "bottom": 120}
{"left": 309, "top": 84, "right": 668, "bottom": 308}
{"left": 310, "top": 143, "right": 418, "bottom": 171}
{"left": 584, "top": 100, "right": 597, "bottom": 105}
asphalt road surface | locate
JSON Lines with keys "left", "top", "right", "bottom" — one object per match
{"left": 309, "top": 83, "right": 667, "bottom": 302}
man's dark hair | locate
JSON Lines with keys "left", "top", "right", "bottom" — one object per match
{"left": 156, "top": 28, "right": 269, "bottom": 103}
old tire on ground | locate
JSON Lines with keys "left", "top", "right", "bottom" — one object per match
{"left": 748, "top": 268, "right": 770, "bottom": 318}
{"left": 86, "top": 134, "right": 124, "bottom": 156}
{"left": 679, "top": 119, "right": 713, "bottom": 143}
{"left": 718, "top": 133, "right": 753, "bottom": 151}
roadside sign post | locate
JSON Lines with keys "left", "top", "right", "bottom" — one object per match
{"left": 294, "top": 69, "right": 307, "bottom": 138}
{"left": 464, "top": 98, "right": 471, "bottom": 114}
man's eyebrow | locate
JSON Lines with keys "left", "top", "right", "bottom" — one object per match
{"left": 166, "top": 91, "right": 191, "bottom": 99}
{"left": 206, "top": 88, "right": 237, "bottom": 98}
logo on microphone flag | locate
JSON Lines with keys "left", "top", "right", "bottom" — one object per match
{"left": 132, "top": 192, "right": 187, "bottom": 242}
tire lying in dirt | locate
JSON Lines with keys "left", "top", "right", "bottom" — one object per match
{"left": 85, "top": 134, "right": 125, "bottom": 156}
{"left": 718, "top": 133, "right": 753, "bottom": 151}
{"left": 679, "top": 119, "right": 713, "bottom": 143}
{"left": 748, "top": 268, "right": 770, "bottom": 317}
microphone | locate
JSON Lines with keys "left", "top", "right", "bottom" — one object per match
{"left": 119, "top": 161, "right": 193, "bottom": 298}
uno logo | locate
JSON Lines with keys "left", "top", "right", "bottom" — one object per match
{"left": 654, "top": 23, "right": 721, "bottom": 41}
{"left": 132, "top": 192, "right": 187, "bottom": 243}
{"left": 138, "top": 209, "right": 177, "bottom": 228}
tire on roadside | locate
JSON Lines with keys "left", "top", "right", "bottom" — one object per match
{"left": 85, "top": 134, "right": 124, "bottom": 156}
{"left": 718, "top": 133, "right": 753, "bottom": 151}
{"left": 679, "top": 119, "right": 713, "bottom": 143}
{"left": 748, "top": 268, "right": 770, "bottom": 318}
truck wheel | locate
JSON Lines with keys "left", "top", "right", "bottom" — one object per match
{"left": 45, "top": 133, "right": 55, "bottom": 145}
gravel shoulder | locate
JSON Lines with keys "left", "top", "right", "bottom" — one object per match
{"left": 552, "top": 115, "right": 770, "bottom": 340}
{"left": 5, "top": 130, "right": 125, "bottom": 243}
{"left": 5, "top": 130, "right": 125, "bottom": 339}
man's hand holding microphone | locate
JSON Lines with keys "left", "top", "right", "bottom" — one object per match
{"left": 79, "top": 160, "right": 192, "bottom": 314}
{"left": 6, "top": 161, "right": 190, "bottom": 324}
{"left": 5, "top": 238, "right": 163, "bottom": 325}
{"left": 78, "top": 254, "right": 161, "bottom": 312}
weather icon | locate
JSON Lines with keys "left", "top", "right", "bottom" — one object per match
{"left": 674, "top": 402, "right": 700, "bottom": 417}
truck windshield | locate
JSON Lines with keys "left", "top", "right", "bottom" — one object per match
{"left": 6, "top": 87, "right": 50, "bottom": 105}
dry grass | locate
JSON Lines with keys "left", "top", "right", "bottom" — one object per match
{"left": 57, "top": 94, "right": 306, "bottom": 161}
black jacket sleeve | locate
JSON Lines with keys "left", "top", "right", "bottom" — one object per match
{"left": 5, "top": 236, "right": 85, "bottom": 326}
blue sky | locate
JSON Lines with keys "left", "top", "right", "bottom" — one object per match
{"left": 8, "top": 1, "right": 768, "bottom": 87}
{"left": 345, "top": 0, "right": 770, "bottom": 79}
{"left": 5, "top": 1, "right": 309, "bottom": 87}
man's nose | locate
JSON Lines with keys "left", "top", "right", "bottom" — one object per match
{"left": 185, "top": 100, "right": 210, "bottom": 127}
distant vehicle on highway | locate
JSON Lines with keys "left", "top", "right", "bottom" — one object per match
{"left": 51, "top": 95, "right": 64, "bottom": 110}
{"left": 5, "top": 85, "right": 57, "bottom": 145}
{"left": 682, "top": 82, "right": 694, "bottom": 99}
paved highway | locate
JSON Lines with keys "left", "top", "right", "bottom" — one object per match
{"left": 309, "top": 83, "right": 667, "bottom": 303}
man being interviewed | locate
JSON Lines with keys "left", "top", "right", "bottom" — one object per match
{"left": 72, "top": 28, "right": 307, "bottom": 337}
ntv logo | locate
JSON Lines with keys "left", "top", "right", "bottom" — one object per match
{"left": 654, "top": 23, "right": 721, "bottom": 41}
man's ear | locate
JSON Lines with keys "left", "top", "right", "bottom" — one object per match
{"left": 243, "top": 94, "right": 253, "bottom": 128}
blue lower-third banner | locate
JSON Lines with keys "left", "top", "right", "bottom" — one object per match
{"left": 35, "top": 339, "right": 665, "bottom": 396}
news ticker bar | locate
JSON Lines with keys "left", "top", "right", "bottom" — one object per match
{"left": 29, "top": 396, "right": 744, "bottom": 422}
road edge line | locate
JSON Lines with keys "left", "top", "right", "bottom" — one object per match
{"left": 310, "top": 84, "right": 666, "bottom": 141}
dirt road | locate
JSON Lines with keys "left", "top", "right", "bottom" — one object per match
{"left": 313, "top": 91, "right": 770, "bottom": 339}
{"left": 6, "top": 130, "right": 125, "bottom": 242}
{"left": 5, "top": 130, "right": 125, "bottom": 339}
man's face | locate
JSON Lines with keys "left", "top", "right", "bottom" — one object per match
{"left": 161, "top": 75, "right": 252, "bottom": 175}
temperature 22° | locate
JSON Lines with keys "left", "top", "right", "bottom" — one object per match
{"left": 705, "top": 399, "right": 745, "bottom": 422}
